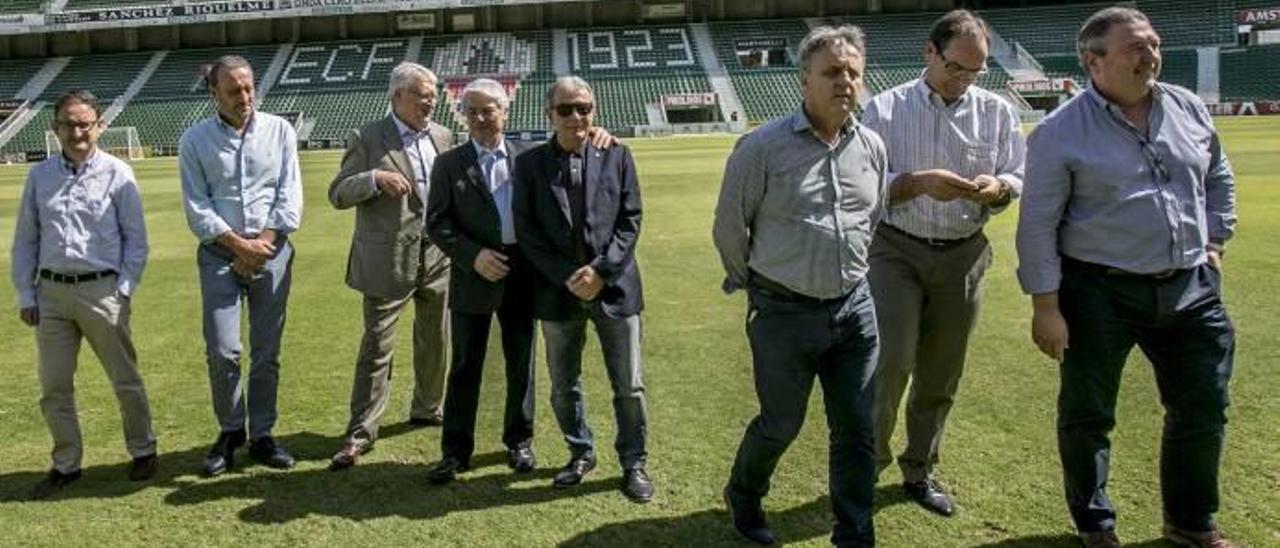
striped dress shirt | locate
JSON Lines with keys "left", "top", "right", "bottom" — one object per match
{"left": 861, "top": 78, "right": 1026, "bottom": 240}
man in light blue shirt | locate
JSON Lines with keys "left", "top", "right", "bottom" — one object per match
{"left": 1016, "top": 8, "right": 1237, "bottom": 548}
{"left": 11, "top": 90, "right": 157, "bottom": 499}
{"left": 179, "top": 55, "right": 303, "bottom": 477}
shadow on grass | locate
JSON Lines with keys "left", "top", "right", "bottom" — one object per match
{"left": 0, "top": 424, "right": 416, "bottom": 503}
{"left": 559, "top": 484, "right": 912, "bottom": 547}
{"left": 971, "top": 534, "right": 1175, "bottom": 547}
{"left": 163, "top": 450, "right": 616, "bottom": 523}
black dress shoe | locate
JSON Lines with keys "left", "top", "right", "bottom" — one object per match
{"left": 248, "top": 436, "right": 296, "bottom": 469}
{"left": 903, "top": 479, "right": 955, "bottom": 517}
{"left": 723, "top": 486, "right": 776, "bottom": 545}
{"left": 30, "top": 469, "right": 82, "bottom": 500}
{"left": 203, "top": 429, "right": 246, "bottom": 477}
{"left": 129, "top": 454, "right": 159, "bottom": 481}
{"left": 507, "top": 446, "right": 536, "bottom": 473}
{"left": 329, "top": 439, "right": 372, "bottom": 472}
{"left": 621, "top": 468, "right": 654, "bottom": 503}
{"left": 426, "top": 456, "right": 470, "bottom": 484}
{"left": 552, "top": 455, "right": 596, "bottom": 487}
{"left": 408, "top": 415, "right": 444, "bottom": 428}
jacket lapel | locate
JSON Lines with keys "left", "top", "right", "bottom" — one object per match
{"left": 585, "top": 142, "right": 604, "bottom": 231}
{"left": 380, "top": 116, "right": 415, "bottom": 183}
{"left": 462, "top": 142, "right": 499, "bottom": 213}
{"left": 545, "top": 145, "right": 573, "bottom": 226}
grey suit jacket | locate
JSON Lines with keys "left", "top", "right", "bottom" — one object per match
{"left": 329, "top": 115, "right": 455, "bottom": 300}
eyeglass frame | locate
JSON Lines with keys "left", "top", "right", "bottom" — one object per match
{"left": 931, "top": 41, "right": 989, "bottom": 78}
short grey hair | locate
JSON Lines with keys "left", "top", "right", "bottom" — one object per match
{"left": 460, "top": 78, "right": 510, "bottom": 111}
{"left": 388, "top": 61, "right": 437, "bottom": 101}
{"left": 797, "top": 25, "right": 866, "bottom": 73}
{"left": 544, "top": 75, "right": 593, "bottom": 110}
{"left": 1077, "top": 6, "right": 1151, "bottom": 68}
{"left": 204, "top": 55, "right": 253, "bottom": 90}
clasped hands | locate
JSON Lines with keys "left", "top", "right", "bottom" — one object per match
{"left": 220, "top": 229, "right": 278, "bottom": 278}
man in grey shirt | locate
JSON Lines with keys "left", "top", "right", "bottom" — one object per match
{"left": 1016, "top": 7, "right": 1237, "bottom": 548}
{"left": 714, "top": 25, "right": 887, "bottom": 548}
{"left": 861, "top": 9, "right": 1024, "bottom": 517}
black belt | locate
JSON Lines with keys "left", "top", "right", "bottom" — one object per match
{"left": 881, "top": 224, "right": 978, "bottom": 249}
{"left": 747, "top": 270, "right": 844, "bottom": 304}
{"left": 39, "top": 269, "right": 117, "bottom": 284}
{"left": 1062, "top": 257, "right": 1185, "bottom": 281}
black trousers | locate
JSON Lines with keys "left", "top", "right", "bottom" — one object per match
{"left": 728, "top": 278, "right": 879, "bottom": 547}
{"left": 439, "top": 254, "right": 537, "bottom": 463}
{"left": 1057, "top": 259, "right": 1234, "bottom": 533}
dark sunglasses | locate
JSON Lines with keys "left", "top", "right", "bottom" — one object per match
{"left": 554, "top": 103, "right": 594, "bottom": 117}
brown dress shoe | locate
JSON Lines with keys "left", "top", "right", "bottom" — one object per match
{"left": 1079, "top": 530, "right": 1120, "bottom": 548}
{"left": 129, "top": 454, "right": 159, "bottom": 481}
{"left": 329, "top": 439, "right": 371, "bottom": 471}
{"left": 1163, "top": 524, "right": 1237, "bottom": 548}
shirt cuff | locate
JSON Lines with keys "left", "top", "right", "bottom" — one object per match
{"left": 117, "top": 278, "right": 136, "bottom": 299}
{"left": 18, "top": 288, "right": 36, "bottom": 309}
{"left": 1017, "top": 265, "right": 1062, "bottom": 295}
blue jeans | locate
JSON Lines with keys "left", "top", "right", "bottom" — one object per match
{"left": 542, "top": 307, "right": 647, "bottom": 470}
{"left": 1057, "top": 259, "right": 1234, "bottom": 533}
{"left": 728, "top": 279, "right": 879, "bottom": 548}
{"left": 197, "top": 240, "right": 294, "bottom": 440}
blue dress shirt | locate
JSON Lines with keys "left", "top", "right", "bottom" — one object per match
{"left": 178, "top": 112, "right": 303, "bottom": 243}
{"left": 10, "top": 150, "right": 148, "bottom": 308}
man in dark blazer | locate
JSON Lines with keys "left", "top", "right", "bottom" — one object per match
{"left": 423, "top": 79, "right": 617, "bottom": 484}
{"left": 512, "top": 76, "right": 653, "bottom": 503}
{"left": 327, "top": 62, "right": 455, "bottom": 470}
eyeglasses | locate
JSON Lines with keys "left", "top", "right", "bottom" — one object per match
{"left": 553, "top": 103, "right": 594, "bottom": 117}
{"left": 54, "top": 119, "right": 101, "bottom": 132}
{"left": 936, "top": 49, "right": 988, "bottom": 77}
{"left": 463, "top": 106, "right": 503, "bottom": 120}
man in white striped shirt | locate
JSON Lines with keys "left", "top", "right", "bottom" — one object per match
{"left": 860, "top": 9, "right": 1025, "bottom": 517}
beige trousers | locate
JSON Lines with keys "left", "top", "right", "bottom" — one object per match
{"left": 345, "top": 243, "right": 450, "bottom": 442}
{"left": 36, "top": 275, "right": 155, "bottom": 473}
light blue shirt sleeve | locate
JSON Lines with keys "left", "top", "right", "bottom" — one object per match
{"left": 114, "top": 167, "right": 149, "bottom": 298}
{"left": 267, "top": 122, "right": 303, "bottom": 235}
{"left": 1016, "top": 122, "right": 1071, "bottom": 295}
{"left": 10, "top": 170, "right": 40, "bottom": 309}
{"left": 179, "top": 125, "right": 234, "bottom": 243}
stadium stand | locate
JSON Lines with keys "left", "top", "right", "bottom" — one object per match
{"left": 1220, "top": 44, "right": 1280, "bottom": 101}
{"left": 0, "top": 2, "right": 1274, "bottom": 155}
{"left": 707, "top": 19, "right": 807, "bottom": 124}
{"left": 5, "top": 52, "right": 154, "bottom": 153}
{"left": 0, "top": 0, "right": 42, "bottom": 14}
{"left": 110, "top": 45, "right": 279, "bottom": 149}
{"left": 0, "top": 58, "right": 47, "bottom": 98}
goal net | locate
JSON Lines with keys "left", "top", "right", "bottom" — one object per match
{"left": 46, "top": 125, "right": 144, "bottom": 160}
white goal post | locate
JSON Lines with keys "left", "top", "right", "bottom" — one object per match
{"left": 46, "top": 126, "right": 144, "bottom": 161}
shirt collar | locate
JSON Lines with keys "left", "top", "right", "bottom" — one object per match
{"left": 550, "top": 137, "right": 586, "bottom": 157}
{"left": 1086, "top": 83, "right": 1165, "bottom": 116}
{"left": 913, "top": 77, "right": 970, "bottom": 109}
{"left": 392, "top": 113, "right": 430, "bottom": 140}
{"left": 60, "top": 148, "right": 100, "bottom": 175}
{"left": 215, "top": 111, "right": 255, "bottom": 135}
{"left": 793, "top": 105, "right": 857, "bottom": 138}
{"left": 472, "top": 137, "right": 507, "bottom": 158}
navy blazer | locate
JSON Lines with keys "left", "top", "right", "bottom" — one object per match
{"left": 426, "top": 139, "right": 536, "bottom": 315}
{"left": 512, "top": 140, "right": 643, "bottom": 321}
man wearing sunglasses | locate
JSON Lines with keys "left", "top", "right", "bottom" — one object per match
{"left": 12, "top": 89, "right": 157, "bottom": 499}
{"left": 327, "top": 62, "right": 455, "bottom": 471}
{"left": 860, "top": 9, "right": 1025, "bottom": 518}
{"left": 1017, "top": 7, "right": 1237, "bottom": 548}
{"left": 512, "top": 76, "right": 652, "bottom": 503}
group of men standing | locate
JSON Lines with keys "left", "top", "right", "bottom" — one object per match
{"left": 11, "top": 55, "right": 654, "bottom": 503}
{"left": 713, "top": 7, "right": 1236, "bottom": 548}
{"left": 11, "top": 4, "right": 1239, "bottom": 547}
